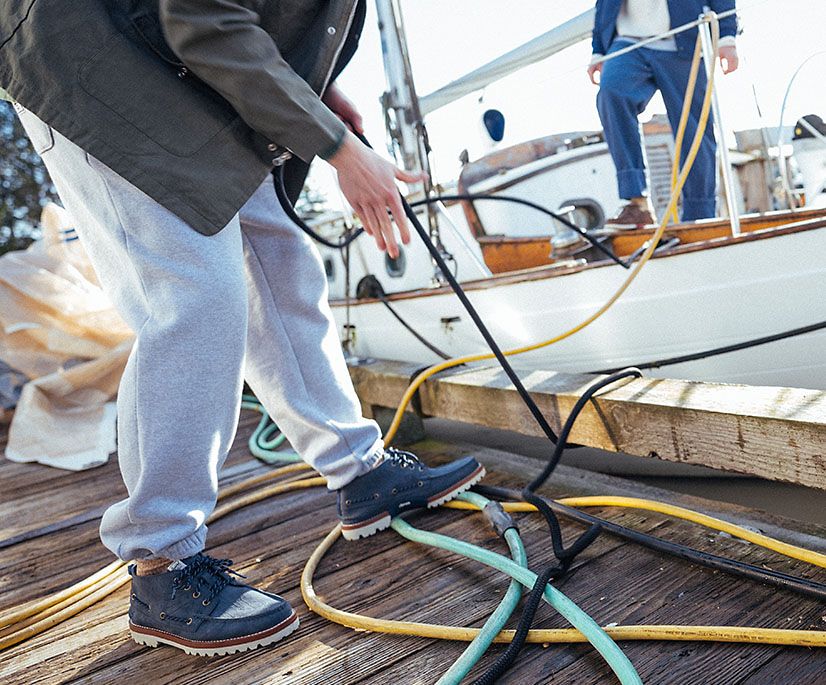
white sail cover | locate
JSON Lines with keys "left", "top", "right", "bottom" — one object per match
{"left": 419, "top": 9, "right": 595, "bottom": 115}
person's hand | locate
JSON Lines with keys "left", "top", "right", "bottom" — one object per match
{"left": 719, "top": 45, "right": 739, "bottom": 74}
{"left": 322, "top": 82, "right": 364, "bottom": 134}
{"left": 587, "top": 60, "right": 603, "bottom": 85}
{"left": 327, "top": 132, "right": 426, "bottom": 258}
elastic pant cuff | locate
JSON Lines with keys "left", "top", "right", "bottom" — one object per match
{"left": 617, "top": 169, "right": 648, "bottom": 200}
{"left": 325, "top": 437, "right": 385, "bottom": 491}
{"left": 153, "top": 526, "right": 207, "bottom": 562}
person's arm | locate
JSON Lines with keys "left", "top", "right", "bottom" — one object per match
{"left": 709, "top": 0, "right": 739, "bottom": 73}
{"left": 588, "top": 0, "right": 605, "bottom": 85}
{"left": 161, "top": 0, "right": 421, "bottom": 258}
{"left": 322, "top": 82, "right": 364, "bottom": 134}
{"left": 160, "top": 0, "right": 346, "bottom": 162}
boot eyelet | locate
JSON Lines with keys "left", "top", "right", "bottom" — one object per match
{"left": 202, "top": 599, "right": 211, "bottom": 606}
{"left": 373, "top": 493, "right": 380, "bottom": 500}
{"left": 159, "top": 612, "right": 166, "bottom": 620}
{"left": 345, "top": 499, "right": 352, "bottom": 505}
{"left": 192, "top": 591, "right": 201, "bottom": 598}
{"left": 417, "top": 481, "right": 424, "bottom": 487}
{"left": 391, "top": 488, "right": 398, "bottom": 494}
{"left": 186, "top": 617, "right": 193, "bottom": 625}
{"left": 183, "top": 584, "right": 191, "bottom": 591}
{"left": 130, "top": 593, "right": 137, "bottom": 600}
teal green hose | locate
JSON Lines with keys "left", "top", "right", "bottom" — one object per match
{"left": 241, "top": 397, "right": 300, "bottom": 463}
{"left": 437, "top": 492, "right": 526, "bottom": 685}
{"left": 391, "top": 493, "right": 643, "bottom": 685}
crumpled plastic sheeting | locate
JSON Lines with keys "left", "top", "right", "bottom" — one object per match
{"left": 1, "top": 203, "right": 134, "bottom": 470}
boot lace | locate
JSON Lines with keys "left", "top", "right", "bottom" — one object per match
{"left": 170, "top": 554, "right": 245, "bottom": 604}
{"left": 385, "top": 447, "right": 422, "bottom": 469}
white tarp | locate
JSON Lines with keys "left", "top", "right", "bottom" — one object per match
{"left": 1, "top": 203, "right": 133, "bottom": 470}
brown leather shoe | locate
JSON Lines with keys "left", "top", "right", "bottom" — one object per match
{"left": 604, "top": 203, "right": 655, "bottom": 229}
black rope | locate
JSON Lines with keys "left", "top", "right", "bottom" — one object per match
{"left": 472, "top": 371, "right": 640, "bottom": 681}
{"left": 274, "top": 165, "right": 364, "bottom": 249}
{"left": 470, "top": 566, "right": 557, "bottom": 685}
{"left": 409, "top": 193, "right": 629, "bottom": 269}
{"left": 476, "top": 484, "right": 826, "bottom": 603}
{"left": 593, "top": 320, "right": 826, "bottom": 373}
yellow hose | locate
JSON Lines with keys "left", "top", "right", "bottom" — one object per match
{"left": 383, "top": 28, "right": 718, "bottom": 446}
{"left": 442, "top": 497, "right": 826, "bottom": 569}
{"left": 301, "top": 523, "right": 826, "bottom": 648}
{"left": 665, "top": 32, "right": 702, "bottom": 224}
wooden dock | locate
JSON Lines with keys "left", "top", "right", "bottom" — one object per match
{"left": 2, "top": 411, "right": 826, "bottom": 684}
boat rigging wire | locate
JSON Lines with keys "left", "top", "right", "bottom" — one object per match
{"left": 355, "top": 274, "right": 452, "bottom": 360}
{"left": 593, "top": 319, "right": 826, "bottom": 374}
{"left": 409, "top": 193, "right": 630, "bottom": 268}
{"left": 775, "top": 50, "right": 826, "bottom": 208}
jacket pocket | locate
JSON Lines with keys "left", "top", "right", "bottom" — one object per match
{"left": 79, "top": 32, "right": 239, "bottom": 157}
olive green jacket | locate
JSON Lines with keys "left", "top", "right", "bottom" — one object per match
{"left": 0, "top": 1, "right": 362, "bottom": 235}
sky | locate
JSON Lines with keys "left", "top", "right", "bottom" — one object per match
{"left": 311, "top": 0, "right": 826, "bottom": 201}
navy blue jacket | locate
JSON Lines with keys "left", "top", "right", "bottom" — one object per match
{"left": 592, "top": 0, "right": 737, "bottom": 57}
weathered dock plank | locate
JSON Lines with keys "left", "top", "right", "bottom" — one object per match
{"left": 1, "top": 423, "right": 825, "bottom": 684}
{"left": 349, "top": 360, "right": 826, "bottom": 490}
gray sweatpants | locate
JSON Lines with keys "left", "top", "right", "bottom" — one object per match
{"left": 16, "top": 106, "right": 383, "bottom": 561}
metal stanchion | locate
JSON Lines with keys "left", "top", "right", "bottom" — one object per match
{"left": 699, "top": 11, "right": 741, "bottom": 236}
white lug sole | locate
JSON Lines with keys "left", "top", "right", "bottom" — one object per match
{"left": 341, "top": 465, "right": 486, "bottom": 541}
{"left": 130, "top": 611, "right": 299, "bottom": 657}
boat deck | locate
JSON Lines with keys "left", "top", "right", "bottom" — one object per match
{"left": 1, "top": 414, "right": 825, "bottom": 684}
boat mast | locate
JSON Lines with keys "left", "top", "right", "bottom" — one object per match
{"left": 375, "top": 0, "right": 449, "bottom": 284}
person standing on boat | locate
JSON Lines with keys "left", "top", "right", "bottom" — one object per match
{"left": 588, "top": 0, "right": 739, "bottom": 227}
{"left": 0, "top": 0, "right": 484, "bottom": 656}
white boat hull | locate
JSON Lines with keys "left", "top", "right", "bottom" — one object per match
{"left": 331, "top": 225, "right": 826, "bottom": 390}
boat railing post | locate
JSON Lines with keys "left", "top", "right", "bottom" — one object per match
{"left": 699, "top": 10, "right": 741, "bottom": 236}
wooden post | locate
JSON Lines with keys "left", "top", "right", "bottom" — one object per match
{"left": 349, "top": 360, "right": 826, "bottom": 490}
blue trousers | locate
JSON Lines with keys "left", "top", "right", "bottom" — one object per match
{"left": 597, "top": 41, "right": 717, "bottom": 221}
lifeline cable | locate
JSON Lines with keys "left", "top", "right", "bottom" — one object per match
{"left": 409, "top": 194, "right": 630, "bottom": 268}
{"left": 593, "top": 319, "right": 826, "bottom": 374}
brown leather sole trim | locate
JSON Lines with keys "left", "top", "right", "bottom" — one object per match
{"left": 341, "top": 510, "right": 390, "bottom": 531}
{"left": 427, "top": 465, "right": 485, "bottom": 504}
{"left": 129, "top": 610, "right": 298, "bottom": 648}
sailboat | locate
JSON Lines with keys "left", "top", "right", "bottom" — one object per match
{"left": 314, "top": 2, "right": 826, "bottom": 391}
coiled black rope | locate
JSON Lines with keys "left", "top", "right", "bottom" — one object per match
{"left": 477, "top": 483, "right": 826, "bottom": 603}
{"left": 274, "top": 165, "right": 364, "bottom": 249}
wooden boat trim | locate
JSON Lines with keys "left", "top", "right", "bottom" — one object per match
{"left": 331, "top": 215, "right": 826, "bottom": 306}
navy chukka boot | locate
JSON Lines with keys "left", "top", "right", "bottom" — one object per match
{"left": 128, "top": 554, "right": 298, "bottom": 656}
{"left": 337, "top": 448, "right": 485, "bottom": 540}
